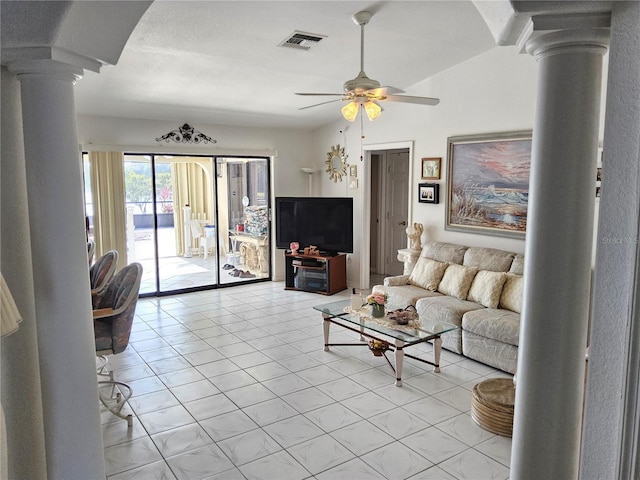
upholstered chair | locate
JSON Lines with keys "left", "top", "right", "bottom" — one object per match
{"left": 93, "top": 262, "right": 142, "bottom": 426}
{"left": 89, "top": 250, "right": 118, "bottom": 300}
{"left": 87, "top": 239, "right": 96, "bottom": 265}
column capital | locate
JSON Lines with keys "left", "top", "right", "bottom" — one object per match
{"left": 473, "top": 0, "right": 611, "bottom": 47}
{"left": 7, "top": 58, "right": 83, "bottom": 84}
{"left": 525, "top": 28, "right": 609, "bottom": 60}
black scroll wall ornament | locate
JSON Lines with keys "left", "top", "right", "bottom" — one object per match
{"left": 155, "top": 123, "right": 217, "bottom": 144}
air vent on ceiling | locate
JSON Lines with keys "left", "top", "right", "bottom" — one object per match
{"left": 279, "top": 31, "right": 326, "bottom": 51}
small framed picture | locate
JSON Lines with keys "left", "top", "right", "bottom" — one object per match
{"left": 349, "top": 165, "right": 358, "bottom": 177}
{"left": 419, "top": 183, "right": 439, "bottom": 204}
{"left": 422, "top": 157, "right": 441, "bottom": 180}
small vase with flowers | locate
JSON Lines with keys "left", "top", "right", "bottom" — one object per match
{"left": 366, "top": 292, "right": 388, "bottom": 318}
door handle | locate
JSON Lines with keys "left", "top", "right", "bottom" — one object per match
{"left": 399, "top": 221, "right": 407, "bottom": 226}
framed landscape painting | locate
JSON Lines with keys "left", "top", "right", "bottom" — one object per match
{"left": 446, "top": 130, "right": 532, "bottom": 238}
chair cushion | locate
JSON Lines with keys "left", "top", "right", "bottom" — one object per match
{"left": 467, "top": 271, "right": 507, "bottom": 308}
{"left": 499, "top": 274, "right": 524, "bottom": 313}
{"left": 437, "top": 264, "right": 478, "bottom": 300}
{"left": 408, "top": 257, "right": 448, "bottom": 291}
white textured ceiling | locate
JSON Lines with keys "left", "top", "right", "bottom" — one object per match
{"left": 73, "top": 1, "right": 496, "bottom": 129}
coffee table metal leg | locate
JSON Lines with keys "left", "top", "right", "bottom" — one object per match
{"left": 323, "top": 315, "right": 330, "bottom": 351}
{"left": 433, "top": 336, "right": 442, "bottom": 373}
{"left": 359, "top": 317, "right": 366, "bottom": 342}
{"left": 395, "top": 339, "right": 405, "bottom": 387}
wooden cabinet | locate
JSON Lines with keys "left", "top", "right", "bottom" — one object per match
{"left": 284, "top": 252, "right": 347, "bottom": 295}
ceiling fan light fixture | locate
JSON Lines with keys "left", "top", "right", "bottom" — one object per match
{"left": 364, "top": 100, "right": 381, "bottom": 121}
{"left": 341, "top": 101, "right": 359, "bottom": 122}
{"left": 296, "top": 10, "right": 440, "bottom": 118}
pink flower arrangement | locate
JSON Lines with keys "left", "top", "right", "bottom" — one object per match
{"left": 366, "top": 292, "right": 387, "bottom": 306}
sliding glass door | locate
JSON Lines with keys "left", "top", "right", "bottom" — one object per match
{"left": 123, "top": 155, "right": 158, "bottom": 294}
{"left": 217, "top": 157, "right": 270, "bottom": 284}
{"left": 83, "top": 152, "right": 271, "bottom": 295}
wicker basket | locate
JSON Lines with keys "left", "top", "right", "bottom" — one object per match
{"left": 368, "top": 339, "right": 390, "bottom": 357}
{"left": 471, "top": 378, "right": 515, "bottom": 437}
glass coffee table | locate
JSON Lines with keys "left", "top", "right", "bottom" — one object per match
{"left": 313, "top": 300, "right": 458, "bottom": 387}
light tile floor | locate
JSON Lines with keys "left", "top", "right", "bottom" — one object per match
{"left": 101, "top": 281, "right": 512, "bottom": 480}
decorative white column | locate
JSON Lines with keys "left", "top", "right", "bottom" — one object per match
{"left": 511, "top": 28, "right": 608, "bottom": 479}
{"left": 8, "top": 59, "right": 106, "bottom": 479}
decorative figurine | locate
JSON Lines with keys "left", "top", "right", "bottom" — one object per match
{"left": 406, "top": 222, "right": 424, "bottom": 251}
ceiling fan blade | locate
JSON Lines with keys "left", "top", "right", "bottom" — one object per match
{"left": 295, "top": 93, "right": 344, "bottom": 97}
{"left": 293, "top": 11, "right": 441, "bottom": 111}
{"left": 384, "top": 94, "right": 440, "bottom": 106}
{"left": 298, "top": 98, "right": 344, "bottom": 110}
{"left": 364, "top": 86, "right": 404, "bottom": 97}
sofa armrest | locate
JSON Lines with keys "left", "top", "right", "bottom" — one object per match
{"left": 384, "top": 275, "right": 410, "bottom": 286}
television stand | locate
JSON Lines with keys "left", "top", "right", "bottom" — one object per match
{"left": 284, "top": 252, "right": 347, "bottom": 295}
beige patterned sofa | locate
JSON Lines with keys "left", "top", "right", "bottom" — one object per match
{"left": 372, "top": 241, "right": 524, "bottom": 374}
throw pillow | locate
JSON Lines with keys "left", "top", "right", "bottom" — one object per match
{"left": 499, "top": 273, "right": 524, "bottom": 313}
{"left": 437, "top": 264, "right": 478, "bottom": 300}
{"left": 408, "top": 257, "right": 449, "bottom": 291}
{"left": 467, "top": 270, "right": 507, "bottom": 308}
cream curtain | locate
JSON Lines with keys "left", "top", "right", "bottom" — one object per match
{"left": 172, "top": 160, "right": 214, "bottom": 256}
{"left": 89, "top": 151, "right": 128, "bottom": 269}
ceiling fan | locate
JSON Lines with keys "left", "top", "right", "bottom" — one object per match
{"left": 296, "top": 10, "right": 440, "bottom": 122}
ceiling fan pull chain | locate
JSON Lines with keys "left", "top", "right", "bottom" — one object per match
{"left": 360, "top": 111, "right": 365, "bottom": 161}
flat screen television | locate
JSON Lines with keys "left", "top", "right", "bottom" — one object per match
{"left": 275, "top": 197, "right": 353, "bottom": 254}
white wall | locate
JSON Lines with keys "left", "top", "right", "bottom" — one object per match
{"left": 312, "top": 46, "right": 538, "bottom": 284}
{"left": 581, "top": 2, "right": 640, "bottom": 477}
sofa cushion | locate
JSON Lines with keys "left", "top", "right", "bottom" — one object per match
{"left": 415, "top": 296, "right": 485, "bottom": 354}
{"left": 420, "top": 241, "right": 468, "bottom": 264}
{"left": 437, "top": 264, "right": 478, "bottom": 300}
{"left": 499, "top": 274, "right": 524, "bottom": 313}
{"left": 510, "top": 254, "right": 525, "bottom": 275}
{"left": 463, "top": 247, "right": 515, "bottom": 272}
{"left": 467, "top": 270, "right": 507, "bottom": 308}
{"left": 462, "top": 308, "right": 520, "bottom": 346}
{"left": 408, "top": 257, "right": 448, "bottom": 291}
{"left": 462, "top": 330, "right": 518, "bottom": 374}
{"left": 372, "top": 284, "right": 441, "bottom": 309}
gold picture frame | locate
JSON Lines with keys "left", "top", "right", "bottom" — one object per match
{"left": 446, "top": 130, "right": 532, "bottom": 238}
{"left": 421, "top": 157, "right": 441, "bottom": 180}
